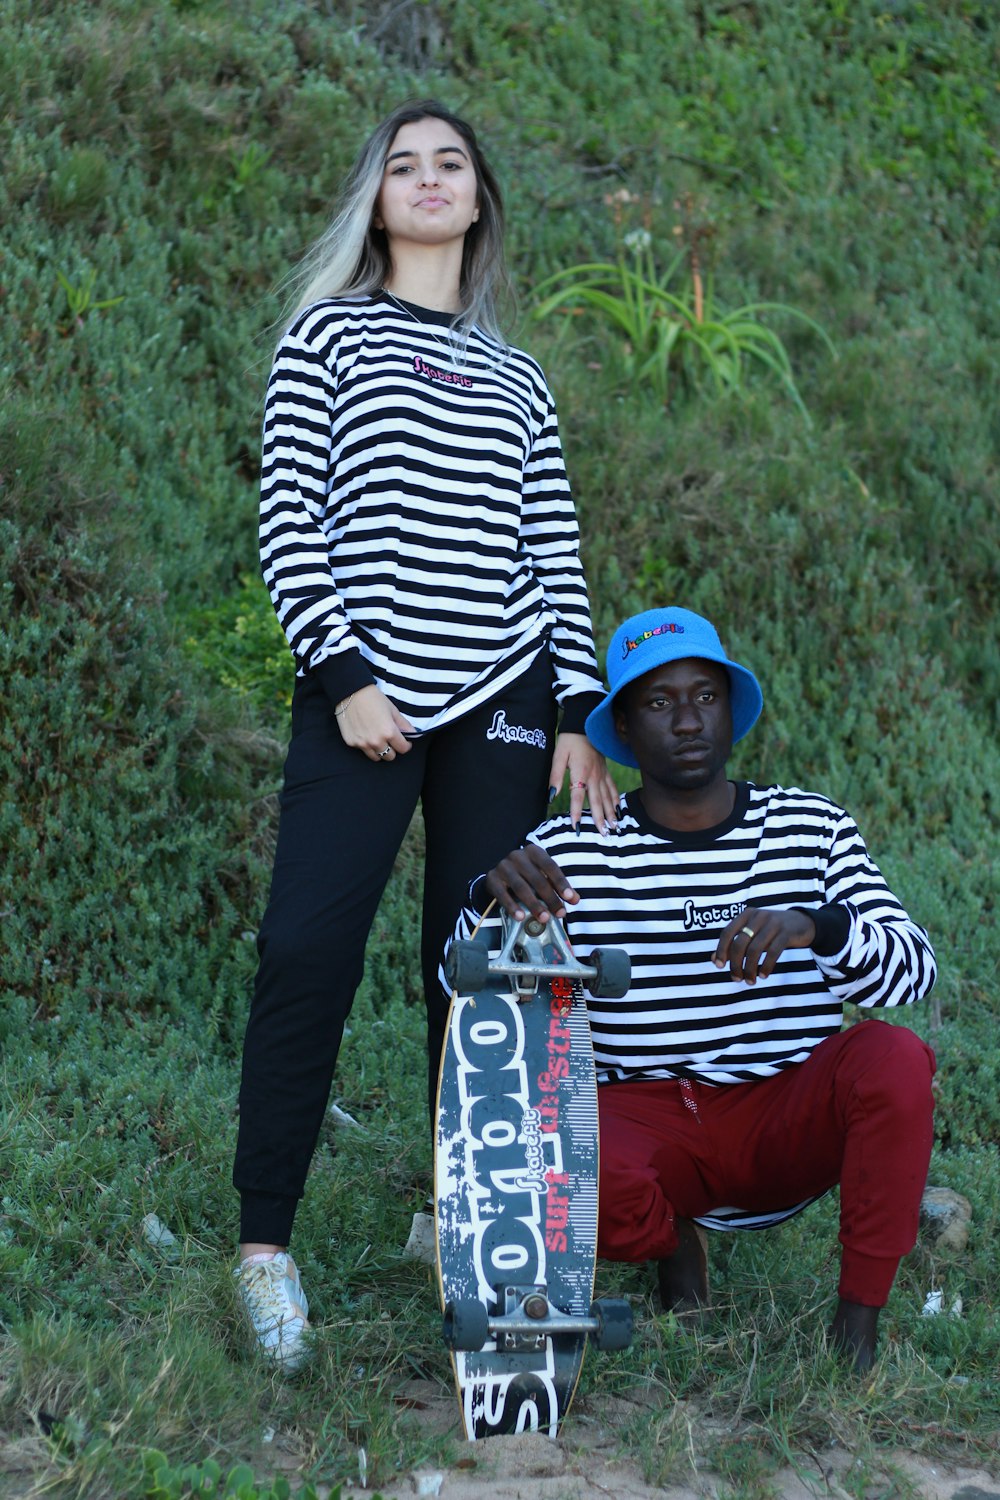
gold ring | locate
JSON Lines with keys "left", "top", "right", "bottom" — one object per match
{"left": 740, "top": 925, "right": 755, "bottom": 939}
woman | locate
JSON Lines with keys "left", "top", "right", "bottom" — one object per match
{"left": 234, "top": 99, "right": 618, "bottom": 1368}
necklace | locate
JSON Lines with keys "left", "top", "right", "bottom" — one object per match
{"left": 380, "top": 288, "right": 470, "bottom": 371}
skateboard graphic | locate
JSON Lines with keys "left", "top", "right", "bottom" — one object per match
{"left": 435, "top": 906, "right": 633, "bottom": 1440}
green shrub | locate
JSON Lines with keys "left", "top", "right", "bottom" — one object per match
{"left": 183, "top": 574, "right": 294, "bottom": 722}
{"left": 47, "top": 146, "right": 115, "bottom": 226}
{"left": 0, "top": 398, "right": 265, "bottom": 1038}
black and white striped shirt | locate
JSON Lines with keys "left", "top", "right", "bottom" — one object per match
{"left": 259, "top": 294, "right": 603, "bottom": 733}
{"left": 453, "top": 782, "right": 937, "bottom": 1088}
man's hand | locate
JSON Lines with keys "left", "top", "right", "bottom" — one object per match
{"left": 714, "top": 908, "right": 817, "bottom": 984}
{"left": 484, "top": 844, "right": 579, "bottom": 924}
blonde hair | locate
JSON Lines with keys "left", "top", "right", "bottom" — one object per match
{"left": 279, "top": 100, "right": 511, "bottom": 350}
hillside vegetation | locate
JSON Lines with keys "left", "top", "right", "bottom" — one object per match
{"left": 1, "top": 1, "right": 998, "bottom": 1495}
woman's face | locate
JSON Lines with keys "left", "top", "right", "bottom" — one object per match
{"left": 374, "top": 117, "right": 480, "bottom": 250}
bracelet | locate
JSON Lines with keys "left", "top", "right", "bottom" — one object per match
{"left": 334, "top": 693, "right": 355, "bottom": 718}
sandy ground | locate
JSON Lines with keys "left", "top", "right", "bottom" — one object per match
{"left": 258, "top": 1377, "right": 997, "bottom": 1500}
{"left": 1, "top": 1377, "right": 997, "bottom": 1500}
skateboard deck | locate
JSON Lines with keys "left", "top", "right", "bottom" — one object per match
{"left": 435, "top": 907, "right": 632, "bottom": 1440}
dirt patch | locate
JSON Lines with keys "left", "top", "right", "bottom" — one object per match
{"left": 323, "top": 1380, "right": 1000, "bottom": 1500}
{"left": 2, "top": 1381, "right": 997, "bottom": 1499}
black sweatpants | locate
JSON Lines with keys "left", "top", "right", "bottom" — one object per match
{"left": 234, "top": 653, "right": 557, "bottom": 1245}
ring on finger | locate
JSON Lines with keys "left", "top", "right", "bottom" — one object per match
{"left": 570, "top": 780, "right": 587, "bottom": 789}
{"left": 378, "top": 745, "right": 392, "bottom": 760}
{"left": 740, "top": 925, "right": 755, "bottom": 939}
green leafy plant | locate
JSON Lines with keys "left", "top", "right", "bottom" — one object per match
{"left": 533, "top": 192, "right": 834, "bottom": 421}
{"left": 56, "top": 266, "right": 125, "bottom": 325}
{"left": 183, "top": 572, "right": 294, "bottom": 720}
{"left": 47, "top": 145, "right": 113, "bottom": 224}
{"left": 142, "top": 1448, "right": 359, "bottom": 1499}
{"left": 230, "top": 142, "right": 272, "bottom": 194}
{"left": 202, "top": 142, "right": 277, "bottom": 213}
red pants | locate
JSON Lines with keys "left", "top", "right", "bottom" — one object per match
{"left": 597, "top": 1020, "right": 936, "bottom": 1306}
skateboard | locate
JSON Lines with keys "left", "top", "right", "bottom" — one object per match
{"left": 434, "top": 905, "right": 633, "bottom": 1440}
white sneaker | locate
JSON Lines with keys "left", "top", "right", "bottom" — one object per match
{"left": 234, "top": 1252, "right": 311, "bottom": 1371}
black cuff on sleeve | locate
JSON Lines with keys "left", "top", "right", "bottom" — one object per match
{"left": 794, "top": 903, "right": 852, "bottom": 956}
{"left": 558, "top": 691, "right": 604, "bottom": 737}
{"left": 313, "top": 651, "right": 376, "bottom": 708}
{"left": 468, "top": 873, "right": 490, "bottom": 915}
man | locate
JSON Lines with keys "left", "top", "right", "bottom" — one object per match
{"left": 455, "top": 607, "right": 937, "bottom": 1372}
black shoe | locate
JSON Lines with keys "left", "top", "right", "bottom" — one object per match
{"left": 828, "top": 1298, "right": 880, "bottom": 1373}
{"left": 657, "top": 1218, "right": 709, "bottom": 1325}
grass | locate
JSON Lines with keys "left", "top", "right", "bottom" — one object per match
{"left": 1, "top": 0, "right": 998, "bottom": 1493}
{"left": 2, "top": 908, "right": 996, "bottom": 1496}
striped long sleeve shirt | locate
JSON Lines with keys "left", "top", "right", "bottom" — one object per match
{"left": 451, "top": 781, "right": 937, "bottom": 1088}
{"left": 259, "top": 293, "right": 604, "bottom": 733}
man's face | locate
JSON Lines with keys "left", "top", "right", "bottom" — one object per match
{"left": 613, "top": 657, "right": 733, "bottom": 790}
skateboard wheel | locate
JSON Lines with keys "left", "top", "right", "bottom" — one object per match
{"left": 587, "top": 947, "right": 631, "bottom": 999}
{"left": 589, "top": 1298, "right": 633, "bottom": 1351}
{"left": 442, "top": 1298, "right": 490, "bottom": 1351}
{"left": 444, "top": 940, "right": 490, "bottom": 993}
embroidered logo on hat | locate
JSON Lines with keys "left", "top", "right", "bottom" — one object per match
{"left": 622, "top": 622, "right": 685, "bottom": 658}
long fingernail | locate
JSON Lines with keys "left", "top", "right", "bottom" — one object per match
{"left": 548, "top": 786, "right": 556, "bottom": 802}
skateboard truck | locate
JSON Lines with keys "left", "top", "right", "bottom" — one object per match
{"left": 443, "top": 1285, "right": 633, "bottom": 1354}
{"left": 445, "top": 913, "right": 630, "bottom": 1001}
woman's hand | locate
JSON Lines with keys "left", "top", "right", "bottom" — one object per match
{"left": 547, "top": 732, "right": 619, "bottom": 833}
{"left": 335, "top": 685, "right": 415, "bottom": 763}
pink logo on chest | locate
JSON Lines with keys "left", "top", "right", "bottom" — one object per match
{"left": 414, "top": 354, "right": 474, "bottom": 388}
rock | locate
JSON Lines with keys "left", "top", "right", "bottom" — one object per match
{"left": 474, "top": 1432, "right": 567, "bottom": 1478}
{"left": 403, "top": 1210, "right": 437, "bottom": 1265}
{"left": 919, "top": 1187, "right": 972, "bottom": 1253}
{"left": 412, "top": 1474, "right": 444, "bottom": 1496}
{"left": 140, "top": 1213, "right": 179, "bottom": 1258}
{"left": 329, "top": 1101, "right": 363, "bottom": 1129}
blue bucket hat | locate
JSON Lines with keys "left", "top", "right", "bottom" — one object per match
{"left": 585, "top": 607, "right": 763, "bottom": 768}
